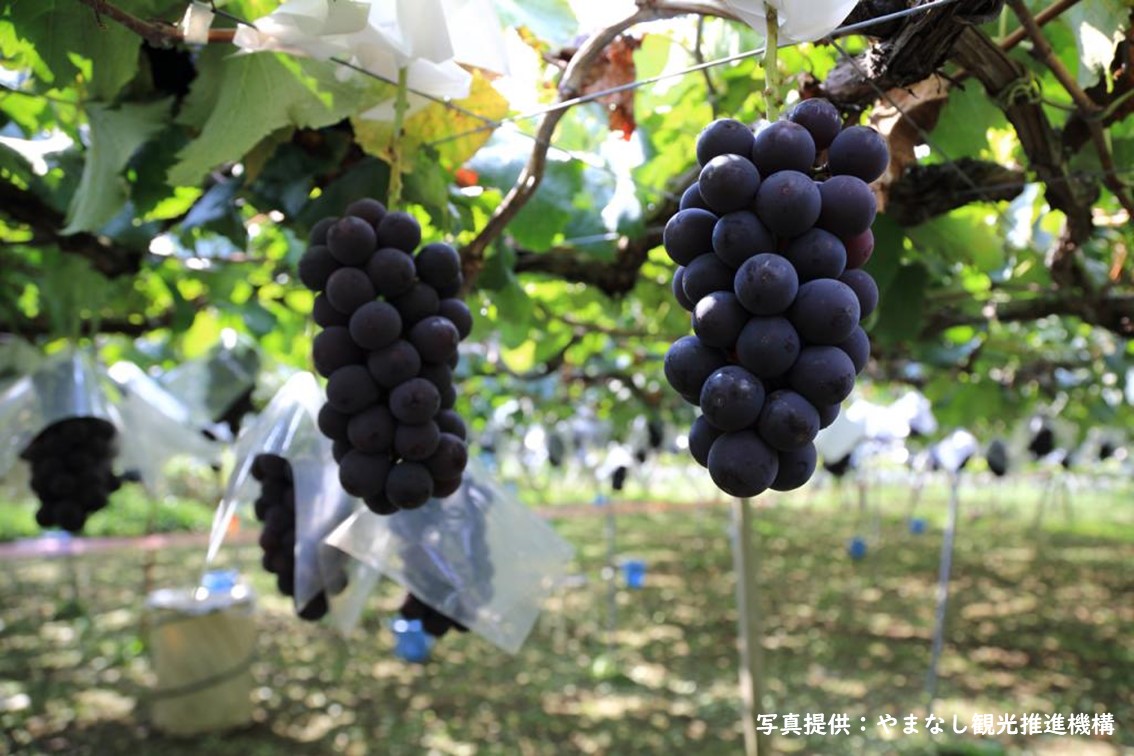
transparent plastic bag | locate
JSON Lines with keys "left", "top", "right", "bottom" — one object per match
{"left": 158, "top": 334, "right": 260, "bottom": 433}
{"left": 106, "top": 361, "right": 224, "bottom": 494}
{"left": 0, "top": 350, "right": 121, "bottom": 480}
{"left": 326, "top": 457, "right": 575, "bottom": 654}
{"left": 206, "top": 371, "right": 375, "bottom": 631}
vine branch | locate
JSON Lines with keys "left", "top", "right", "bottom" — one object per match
{"left": 1006, "top": 0, "right": 1134, "bottom": 219}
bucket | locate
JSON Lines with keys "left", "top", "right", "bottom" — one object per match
{"left": 847, "top": 536, "right": 868, "bottom": 560}
{"left": 909, "top": 517, "right": 927, "bottom": 535}
{"left": 144, "top": 573, "right": 256, "bottom": 736}
{"left": 621, "top": 558, "right": 646, "bottom": 589}
{"left": 392, "top": 618, "right": 432, "bottom": 663}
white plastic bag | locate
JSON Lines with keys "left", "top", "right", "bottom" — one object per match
{"left": 326, "top": 456, "right": 575, "bottom": 654}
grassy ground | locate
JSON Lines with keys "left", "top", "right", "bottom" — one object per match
{"left": 1, "top": 472, "right": 1132, "bottom": 755}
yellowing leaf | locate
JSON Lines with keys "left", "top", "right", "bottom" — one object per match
{"left": 351, "top": 71, "right": 508, "bottom": 171}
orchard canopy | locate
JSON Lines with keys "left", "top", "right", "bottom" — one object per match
{"left": 0, "top": 0, "right": 1132, "bottom": 436}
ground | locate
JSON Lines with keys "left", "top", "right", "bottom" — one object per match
{"left": 1, "top": 469, "right": 1132, "bottom": 755}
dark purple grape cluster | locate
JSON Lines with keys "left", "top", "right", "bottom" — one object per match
{"left": 22, "top": 418, "right": 123, "bottom": 533}
{"left": 251, "top": 453, "right": 347, "bottom": 621}
{"left": 398, "top": 592, "right": 469, "bottom": 638}
{"left": 666, "top": 100, "right": 886, "bottom": 497}
{"left": 297, "top": 198, "right": 472, "bottom": 514}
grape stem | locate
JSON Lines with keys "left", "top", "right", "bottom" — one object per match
{"left": 387, "top": 66, "right": 410, "bottom": 210}
{"left": 763, "top": 4, "right": 779, "bottom": 122}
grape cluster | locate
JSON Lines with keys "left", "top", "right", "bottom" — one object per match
{"left": 665, "top": 100, "right": 886, "bottom": 497}
{"left": 398, "top": 592, "right": 469, "bottom": 638}
{"left": 986, "top": 439, "right": 1008, "bottom": 477}
{"left": 251, "top": 453, "right": 348, "bottom": 621}
{"left": 22, "top": 418, "right": 123, "bottom": 533}
{"left": 297, "top": 198, "right": 472, "bottom": 513}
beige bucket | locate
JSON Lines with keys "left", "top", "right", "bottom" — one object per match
{"left": 144, "top": 584, "right": 257, "bottom": 736}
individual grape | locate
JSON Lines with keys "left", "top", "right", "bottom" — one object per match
{"left": 385, "top": 462, "right": 434, "bottom": 509}
{"left": 735, "top": 316, "right": 801, "bottom": 379}
{"left": 682, "top": 253, "right": 735, "bottom": 304}
{"left": 688, "top": 415, "right": 722, "bottom": 468}
{"left": 663, "top": 208, "right": 717, "bottom": 266}
{"left": 298, "top": 593, "right": 330, "bottom": 621}
{"left": 843, "top": 228, "right": 874, "bottom": 269}
{"left": 364, "top": 492, "right": 400, "bottom": 515}
{"left": 788, "top": 346, "right": 856, "bottom": 406}
{"left": 392, "top": 282, "right": 440, "bottom": 327}
{"left": 436, "top": 272, "right": 464, "bottom": 300}
{"left": 699, "top": 155, "right": 761, "bottom": 214}
{"left": 672, "top": 267, "right": 695, "bottom": 312}
{"left": 277, "top": 571, "right": 295, "bottom": 596}
{"left": 312, "top": 327, "right": 364, "bottom": 378}
{"left": 426, "top": 433, "right": 469, "bottom": 480}
{"left": 297, "top": 245, "right": 339, "bottom": 291}
{"left": 317, "top": 404, "right": 351, "bottom": 442}
{"left": 332, "top": 439, "right": 350, "bottom": 463}
{"left": 663, "top": 335, "right": 728, "bottom": 398}
{"left": 734, "top": 253, "right": 799, "bottom": 315}
{"left": 817, "top": 175, "right": 877, "bottom": 238}
{"left": 415, "top": 242, "right": 462, "bottom": 291}
{"left": 787, "top": 279, "right": 860, "bottom": 345}
{"left": 366, "top": 248, "right": 417, "bottom": 299}
{"left": 432, "top": 476, "right": 463, "bottom": 498}
{"left": 827, "top": 125, "right": 889, "bottom": 183}
{"left": 751, "top": 120, "right": 816, "bottom": 176}
{"left": 312, "top": 293, "right": 348, "bottom": 327}
{"left": 707, "top": 431, "right": 779, "bottom": 498}
{"left": 692, "top": 291, "right": 748, "bottom": 349}
{"left": 787, "top": 98, "right": 841, "bottom": 151}
{"left": 308, "top": 217, "right": 337, "bottom": 245}
{"left": 817, "top": 403, "right": 840, "bottom": 429}
{"left": 327, "top": 216, "right": 377, "bottom": 266}
{"left": 389, "top": 378, "right": 441, "bottom": 424}
{"left": 367, "top": 339, "right": 422, "bottom": 389}
{"left": 436, "top": 409, "right": 467, "bottom": 440}
{"left": 395, "top": 421, "right": 442, "bottom": 461}
{"left": 756, "top": 390, "right": 820, "bottom": 451}
{"left": 325, "top": 268, "right": 376, "bottom": 315}
{"left": 696, "top": 118, "right": 755, "bottom": 165}
{"left": 712, "top": 211, "right": 776, "bottom": 269}
{"left": 838, "top": 326, "right": 870, "bottom": 374}
{"left": 680, "top": 183, "right": 709, "bottom": 211}
{"left": 56, "top": 504, "right": 86, "bottom": 533}
{"left": 409, "top": 316, "right": 460, "bottom": 364}
{"left": 754, "top": 170, "right": 822, "bottom": 238}
{"left": 376, "top": 210, "right": 422, "bottom": 252}
{"left": 839, "top": 269, "right": 878, "bottom": 319}
{"left": 349, "top": 301, "right": 402, "bottom": 351}
{"left": 438, "top": 381, "right": 457, "bottom": 410}
{"left": 438, "top": 299, "right": 473, "bottom": 339}
{"left": 699, "top": 366, "right": 765, "bottom": 432}
{"left": 339, "top": 450, "right": 391, "bottom": 498}
{"left": 771, "top": 443, "right": 818, "bottom": 491}
{"left": 345, "top": 197, "right": 387, "bottom": 226}
{"left": 347, "top": 405, "right": 396, "bottom": 454}
{"left": 784, "top": 229, "right": 847, "bottom": 282}
{"left": 325, "top": 365, "right": 380, "bottom": 414}
{"left": 419, "top": 362, "right": 453, "bottom": 395}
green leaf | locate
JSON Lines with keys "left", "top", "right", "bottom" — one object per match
{"left": 872, "top": 263, "right": 929, "bottom": 344}
{"left": 296, "top": 158, "right": 390, "bottom": 229}
{"left": 169, "top": 53, "right": 365, "bottom": 187}
{"left": 906, "top": 210, "right": 1005, "bottom": 273}
{"left": 63, "top": 99, "right": 171, "bottom": 234}
{"left": 7, "top": 1, "right": 141, "bottom": 99}
{"left": 930, "top": 82, "right": 1006, "bottom": 160}
{"left": 1062, "top": 0, "right": 1127, "bottom": 87}
{"left": 493, "top": 0, "right": 578, "bottom": 47}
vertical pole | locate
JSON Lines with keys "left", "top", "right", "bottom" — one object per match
{"left": 732, "top": 497, "right": 768, "bottom": 756}
{"left": 604, "top": 501, "right": 617, "bottom": 654}
{"left": 926, "top": 472, "right": 961, "bottom": 708}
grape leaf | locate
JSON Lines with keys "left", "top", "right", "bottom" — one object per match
{"left": 493, "top": 0, "right": 579, "bottom": 47}
{"left": 63, "top": 99, "right": 172, "bottom": 234}
{"left": 351, "top": 71, "right": 508, "bottom": 172}
{"left": 871, "top": 262, "right": 928, "bottom": 344}
{"left": 169, "top": 54, "right": 368, "bottom": 187}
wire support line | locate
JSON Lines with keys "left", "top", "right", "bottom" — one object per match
{"left": 423, "top": 0, "right": 963, "bottom": 148}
